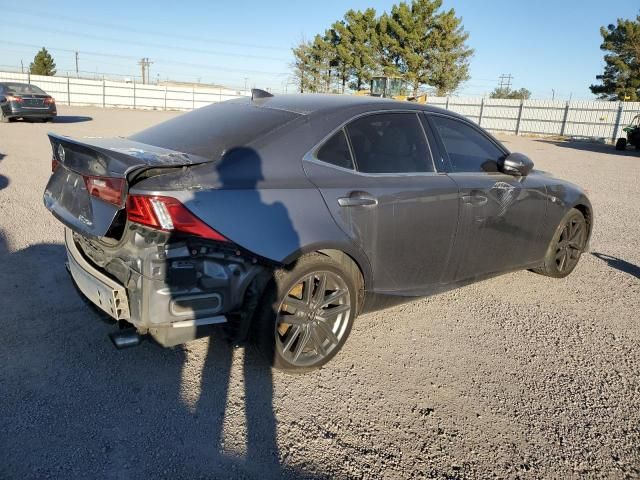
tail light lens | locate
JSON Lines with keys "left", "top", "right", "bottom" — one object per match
{"left": 52, "top": 158, "right": 60, "bottom": 172}
{"left": 126, "top": 195, "right": 229, "bottom": 242}
{"left": 6, "top": 95, "right": 22, "bottom": 103}
{"left": 84, "top": 176, "right": 125, "bottom": 207}
{"left": 44, "top": 97, "right": 55, "bottom": 105}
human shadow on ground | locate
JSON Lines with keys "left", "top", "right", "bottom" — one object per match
{"left": 0, "top": 152, "right": 8, "bottom": 190}
{"left": 0, "top": 148, "right": 332, "bottom": 478}
{"left": 591, "top": 252, "right": 640, "bottom": 279}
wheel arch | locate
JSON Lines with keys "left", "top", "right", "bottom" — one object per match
{"left": 572, "top": 202, "right": 593, "bottom": 250}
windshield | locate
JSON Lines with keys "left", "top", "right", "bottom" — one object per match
{"left": 3, "top": 83, "right": 47, "bottom": 95}
{"left": 387, "top": 78, "right": 407, "bottom": 97}
{"left": 371, "top": 78, "right": 386, "bottom": 96}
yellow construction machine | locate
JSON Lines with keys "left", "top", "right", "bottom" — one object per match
{"left": 355, "top": 76, "right": 427, "bottom": 103}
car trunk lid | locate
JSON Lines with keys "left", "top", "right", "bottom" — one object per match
{"left": 43, "top": 133, "right": 214, "bottom": 238}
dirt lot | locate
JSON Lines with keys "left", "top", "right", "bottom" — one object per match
{"left": 1, "top": 106, "right": 639, "bottom": 479}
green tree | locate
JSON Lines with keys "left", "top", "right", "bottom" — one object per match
{"left": 590, "top": 15, "right": 640, "bottom": 101}
{"left": 329, "top": 21, "right": 353, "bottom": 93}
{"left": 343, "top": 8, "right": 379, "bottom": 91}
{"left": 291, "top": 40, "right": 312, "bottom": 93}
{"left": 379, "top": 0, "right": 472, "bottom": 96}
{"left": 30, "top": 47, "right": 56, "bottom": 76}
{"left": 490, "top": 87, "right": 531, "bottom": 100}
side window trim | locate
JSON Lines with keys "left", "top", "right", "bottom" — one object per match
{"left": 311, "top": 127, "right": 356, "bottom": 172}
{"left": 345, "top": 111, "right": 436, "bottom": 175}
{"left": 426, "top": 112, "right": 509, "bottom": 175}
{"left": 304, "top": 108, "right": 440, "bottom": 177}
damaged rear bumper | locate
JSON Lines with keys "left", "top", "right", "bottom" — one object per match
{"left": 64, "top": 227, "right": 267, "bottom": 346}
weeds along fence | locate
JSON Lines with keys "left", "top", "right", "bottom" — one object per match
{"left": 0, "top": 71, "right": 248, "bottom": 111}
{"left": 429, "top": 96, "right": 640, "bottom": 142}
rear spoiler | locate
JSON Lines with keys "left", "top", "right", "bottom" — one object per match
{"left": 48, "top": 133, "right": 213, "bottom": 179}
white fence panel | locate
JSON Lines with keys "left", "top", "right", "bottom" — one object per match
{"left": 0, "top": 70, "right": 247, "bottom": 111}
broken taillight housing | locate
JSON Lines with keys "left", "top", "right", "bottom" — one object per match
{"left": 44, "top": 97, "right": 55, "bottom": 105}
{"left": 84, "top": 176, "right": 125, "bottom": 207}
{"left": 126, "top": 195, "right": 229, "bottom": 242}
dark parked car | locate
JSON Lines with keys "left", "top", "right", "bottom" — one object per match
{"left": 43, "top": 92, "right": 592, "bottom": 372}
{"left": 0, "top": 82, "right": 57, "bottom": 122}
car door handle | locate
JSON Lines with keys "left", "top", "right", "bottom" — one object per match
{"left": 462, "top": 194, "right": 488, "bottom": 206}
{"left": 338, "top": 196, "right": 378, "bottom": 207}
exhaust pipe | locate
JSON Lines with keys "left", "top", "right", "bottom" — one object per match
{"left": 109, "top": 328, "right": 142, "bottom": 349}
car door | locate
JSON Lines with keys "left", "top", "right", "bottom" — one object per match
{"left": 303, "top": 111, "right": 459, "bottom": 294}
{"left": 425, "top": 113, "right": 548, "bottom": 282}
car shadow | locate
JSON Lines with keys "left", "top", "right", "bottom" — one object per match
{"left": 591, "top": 252, "right": 640, "bottom": 279}
{"left": 51, "top": 116, "right": 93, "bottom": 124}
{"left": 536, "top": 138, "right": 640, "bottom": 156}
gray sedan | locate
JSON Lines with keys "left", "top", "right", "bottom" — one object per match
{"left": 0, "top": 82, "right": 57, "bottom": 122}
{"left": 43, "top": 92, "right": 592, "bottom": 372}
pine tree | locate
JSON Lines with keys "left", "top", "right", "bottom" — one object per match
{"left": 30, "top": 48, "right": 57, "bottom": 76}
{"left": 343, "top": 8, "right": 378, "bottom": 91}
{"left": 590, "top": 15, "right": 640, "bottom": 101}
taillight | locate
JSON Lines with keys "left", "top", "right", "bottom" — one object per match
{"left": 44, "top": 97, "right": 55, "bottom": 105}
{"left": 52, "top": 158, "right": 60, "bottom": 172}
{"left": 126, "top": 195, "right": 228, "bottom": 242}
{"left": 6, "top": 95, "right": 22, "bottom": 103}
{"left": 84, "top": 176, "right": 125, "bottom": 207}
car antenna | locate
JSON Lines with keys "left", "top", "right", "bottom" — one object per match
{"left": 251, "top": 88, "right": 274, "bottom": 101}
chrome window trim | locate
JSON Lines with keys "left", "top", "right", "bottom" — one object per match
{"left": 303, "top": 108, "right": 441, "bottom": 178}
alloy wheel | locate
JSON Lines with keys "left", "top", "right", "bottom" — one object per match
{"left": 275, "top": 271, "right": 351, "bottom": 368}
{"left": 555, "top": 215, "right": 586, "bottom": 273}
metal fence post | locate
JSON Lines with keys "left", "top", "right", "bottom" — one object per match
{"left": 515, "top": 100, "right": 525, "bottom": 135}
{"left": 67, "top": 77, "right": 71, "bottom": 106}
{"left": 478, "top": 98, "right": 485, "bottom": 126}
{"left": 102, "top": 77, "right": 106, "bottom": 108}
{"left": 560, "top": 101, "right": 570, "bottom": 137}
{"left": 445, "top": 96, "right": 450, "bottom": 110}
{"left": 192, "top": 88, "right": 195, "bottom": 110}
{"left": 164, "top": 85, "right": 167, "bottom": 111}
{"left": 611, "top": 102, "right": 624, "bottom": 142}
{"left": 133, "top": 81, "right": 136, "bottom": 109}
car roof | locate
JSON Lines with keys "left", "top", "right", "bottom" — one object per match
{"left": 247, "top": 93, "right": 470, "bottom": 124}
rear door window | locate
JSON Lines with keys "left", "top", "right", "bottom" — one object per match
{"left": 430, "top": 115, "right": 506, "bottom": 173}
{"left": 345, "top": 113, "right": 433, "bottom": 173}
{"left": 315, "top": 129, "right": 354, "bottom": 169}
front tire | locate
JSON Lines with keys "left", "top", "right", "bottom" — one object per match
{"left": 254, "top": 254, "right": 358, "bottom": 373}
{"left": 615, "top": 138, "right": 627, "bottom": 151}
{"left": 533, "top": 208, "right": 587, "bottom": 278}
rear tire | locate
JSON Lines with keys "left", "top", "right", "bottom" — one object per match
{"left": 533, "top": 208, "right": 587, "bottom": 278}
{"left": 253, "top": 253, "right": 358, "bottom": 373}
{"left": 615, "top": 138, "right": 627, "bottom": 151}
{"left": 0, "top": 110, "right": 10, "bottom": 123}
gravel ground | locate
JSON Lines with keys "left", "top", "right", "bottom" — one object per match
{"left": 1, "top": 106, "right": 639, "bottom": 479}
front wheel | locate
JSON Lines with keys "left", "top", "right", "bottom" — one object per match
{"left": 533, "top": 208, "right": 587, "bottom": 278}
{"left": 254, "top": 254, "right": 359, "bottom": 373}
{"left": 615, "top": 138, "right": 627, "bottom": 151}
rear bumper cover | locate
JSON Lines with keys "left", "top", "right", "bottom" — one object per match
{"left": 64, "top": 227, "right": 265, "bottom": 346}
{"left": 2, "top": 103, "right": 56, "bottom": 118}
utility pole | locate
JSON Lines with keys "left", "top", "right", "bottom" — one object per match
{"left": 20, "top": 59, "right": 24, "bottom": 73}
{"left": 498, "top": 74, "right": 513, "bottom": 90}
{"left": 552, "top": 89, "right": 555, "bottom": 101}
{"left": 137, "top": 58, "right": 153, "bottom": 84}
{"left": 75, "top": 51, "right": 79, "bottom": 78}
{"left": 244, "top": 77, "right": 248, "bottom": 92}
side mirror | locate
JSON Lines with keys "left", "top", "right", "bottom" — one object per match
{"left": 499, "top": 152, "right": 534, "bottom": 176}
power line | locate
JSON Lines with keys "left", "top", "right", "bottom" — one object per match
{"left": 2, "top": 6, "right": 292, "bottom": 53}
{"left": 6, "top": 22, "right": 290, "bottom": 62}
{"left": 0, "top": 41, "right": 289, "bottom": 77}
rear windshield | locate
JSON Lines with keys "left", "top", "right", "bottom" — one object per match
{"left": 2, "top": 83, "right": 46, "bottom": 95}
{"left": 129, "top": 100, "right": 300, "bottom": 160}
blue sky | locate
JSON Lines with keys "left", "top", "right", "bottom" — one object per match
{"left": 0, "top": 0, "right": 637, "bottom": 99}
